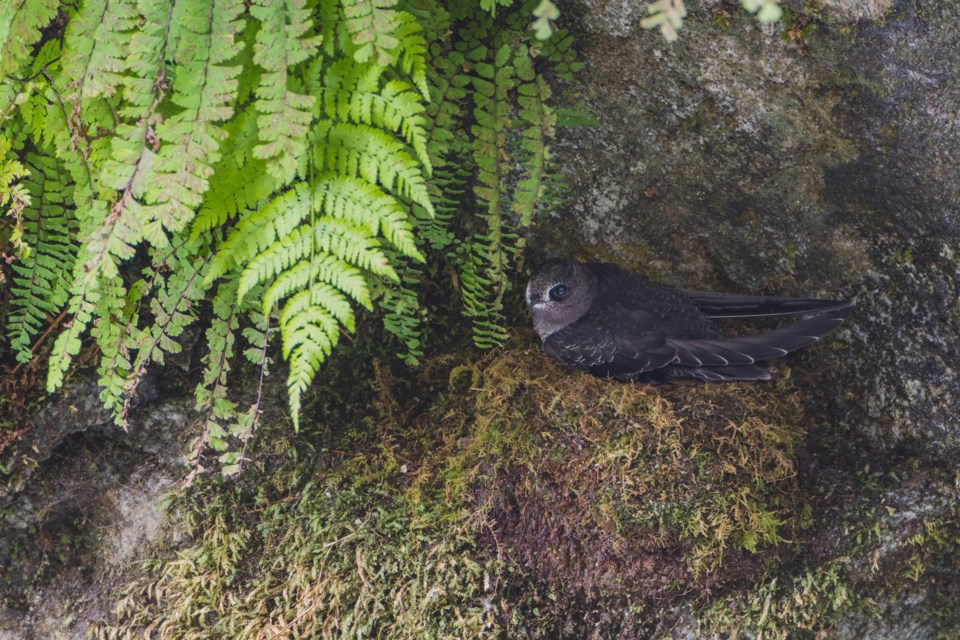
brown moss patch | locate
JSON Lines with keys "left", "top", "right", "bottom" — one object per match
{"left": 429, "top": 345, "right": 806, "bottom": 613}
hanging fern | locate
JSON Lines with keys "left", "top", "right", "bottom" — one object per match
{"left": 0, "top": 0, "right": 581, "bottom": 472}
{"left": 420, "top": 6, "right": 578, "bottom": 349}
{"left": 5, "top": 153, "right": 76, "bottom": 362}
{"left": 250, "top": 0, "right": 322, "bottom": 183}
{"left": 149, "top": 0, "right": 245, "bottom": 233}
{"left": 0, "top": 0, "right": 59, "bottom": 78}
{"left": 342, "top": 0, "right": 402, "bottom": 66}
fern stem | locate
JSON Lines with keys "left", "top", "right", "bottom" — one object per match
{"left": 237, "top": 314, "right": 271, "bottom": 476}
{"left": 9, "top": 306, "right": 69, "bottom": 377}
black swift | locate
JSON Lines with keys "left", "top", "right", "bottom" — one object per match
{"left": 525, "top": 258, "right": 854, "bottom": 382}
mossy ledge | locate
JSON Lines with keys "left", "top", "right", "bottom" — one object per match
{"left": 92, "top": 338, "right": 902, "bottom": 639}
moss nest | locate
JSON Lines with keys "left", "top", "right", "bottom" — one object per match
{"left": 445, "top": 347, "right": 805, "bottom": 592}
{"left": 96, "top": 343, "right": 825, "bottom": 638}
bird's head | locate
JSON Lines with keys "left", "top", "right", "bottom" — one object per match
{"left": 525, "top": 258, "right": 596, "bottom": 339}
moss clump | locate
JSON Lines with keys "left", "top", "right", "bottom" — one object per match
{"left": 434, "top": 348, "right": 806, "bottom": 614}
{"left": 95, "top": 343, "right": 813, "bottom": 638}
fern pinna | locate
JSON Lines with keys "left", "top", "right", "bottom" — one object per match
{"left": 0, "top": 0, "right": 577, "bottom": 472}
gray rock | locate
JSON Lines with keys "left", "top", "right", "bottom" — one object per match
{"left": 0, "top": 373, "right": 195, "bottom": 639}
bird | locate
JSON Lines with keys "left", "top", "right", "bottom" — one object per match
{"left": 525, "top": 258, "right": 854, "bottom": 382}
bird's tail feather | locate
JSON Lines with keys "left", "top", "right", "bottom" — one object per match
{"left": 683, "top": 290, "right": 855, "bottom": 319}
{"left": 665, "top": 364, "right": 772, "bottom": 382}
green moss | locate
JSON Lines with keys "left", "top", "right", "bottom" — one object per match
{"left": 96, "top": 342, "right": 816, "bottom": 638}
{"left": 93, "top": 338, "right": 960, "bottom": 637}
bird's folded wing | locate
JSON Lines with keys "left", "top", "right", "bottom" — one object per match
{"left": 543, "top": 325, "right": 679, "bottom": 375}
{"left": 542, "top": 300, "right": 851, "bottom": 377}
{"left": 667, "top": 310, "right": 850, "bottom": 367}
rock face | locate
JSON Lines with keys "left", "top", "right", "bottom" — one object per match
{"left": 536, "top": 0, "right": 960, "bottom": 634}
{"left": 4, "top": 1, "right": 960, "bottom": 638}
{"left": 0, "top": 374, "right": 193, "bottom": 640}
{"left": 549, "top": 0, "right": 960, "bottom": 459}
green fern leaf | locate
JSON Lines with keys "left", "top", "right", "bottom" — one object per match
{"left": 393, "top": 12, "right": 429, "bottom": 99}
{"left": 58, "top": 0, "right": 139, "bottom": 102}
{"left": 192, "top": 106, "right": 278, "bottom": 238}
{"left": 315, "top": 121, "right": 434, "bottom": 215}
{"left": 92, "top": 277, "right": 132, "bottom": 422}
{"left": 236, "top": 218, "right": 391, "bottom": 302}
{"left": 0, "top": 0, "right": 59, "bottom": 77}
{"left": 262, "top": 256, "right": 362, "bottom": 324}
{"left": 0, "top": 133, "right": 29, "bottom": 216}
{"left": 321, "top": 60, "right": 431, "bottom": 171}
{"left": 512, "top": 47, "right": 559, "bottom": 234}
{"left": 207, "top": 182, "right": 313, "bottom": 282}
{"left": 281, "top": 284, "right": 342, "bottom": 430}
{"left": 100, "top": 0, "right": 181, "bottom": 208}
{"left": 6, "top": 152, "right": 76, "bottom": 362}
{"left": 148, "top": 0, "right": 245, "bottom": 233}
{"left": 197, "top": 277, "right": 238, "bottom": 406}
{"left": 46, "top": 293, "right": 97, "bottom": 392}
{"left": 341, "top": 0, "right": 400, "bottom": 66}
{"left": 314, "top": 173, "right": 423, "bottom": 260}
{"left": 134, "top": 243, "right": 209, "bottom": 371}
{"left": 376, "top": 265, "right": 424, "bottom": 365}
{"left": 250, "top": 0, "right": 322, "bottom": 184}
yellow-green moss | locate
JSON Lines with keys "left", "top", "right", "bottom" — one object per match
{"left": 93, "top": 344, "right": 836, "bottom": 638}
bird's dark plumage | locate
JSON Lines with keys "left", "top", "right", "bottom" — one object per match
{"left": 525, "top": 259, "right": 853, "bottom": 382}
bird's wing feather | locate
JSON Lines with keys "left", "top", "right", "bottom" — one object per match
{"left": 667, "top": 310, "right": 849, "bottom": 366}
{"left": 682, "top": 290, "right": 855, "bottom": 319}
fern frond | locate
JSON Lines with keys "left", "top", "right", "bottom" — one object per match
{"left": 190, "top": 276, "right": 260, "bottom": 472}
{"left": 457, "top": 244, "right": 508, "bottom": 349}
{"left": 341, "top": 0, "right": 400, "bottom": 66}
{"left": 236, "top": 218, "right": 390, "bottom": 302}
{"left": 512, "top": 48, "right": 559, "bottom": 239}
{"left": 46, "top": 290, "right": 97, "bottom": 392}
{"left": 250, "top": 0, "right": 322, "bottom": 183}
{"left": 6, "top": 152, "right": 76, "bottom": 362}
{"left": 376, "top": 264, "right": 424, "bottom": 365}
{"left": 135, "top": 243, "right": 209, "bottom": 370}
{"left": 413, "top": 46, "right": 471, "bottom": 252}
{"left": 314, "top": 173, "right": 422, "bottom": 260}
{"left": 242, "top": 308, "right": 272, "bottom": 368}
{"left": 393, "top": 12, "right": 429, "bottom": 98}
{"left": 148, "top": 0, "right": 245, "bottom": 233}
{"left": 0, "top": 0, "right": 59, "bottom": 77}
{"left": 196, "top": 278, "right": 239, "bottom": 422}
{"left": 206, "top": 183, "right": 313, "bottom": 282}
{"left": 58, "top": 0, "right": 139, "bottom": 102}
{"left": 0, "top": 133, "right": 29, "bottom": 218}
{"left": 315, "top": 121, "right": 434, "bottom": 215}
{"left": 38, "top": 69, "right": 98, "bottom": 206}
{"left": 459, "top": 42, "right": 517, "bottom": 348}
{"left": 262, "top": 255, "right": 362, "bottom": 322}
{"left": 321, "top": 60, "right": 431, "bottom": 170}
{"left": 280, "top": 284, "right": 343, "bottom": 430}
{"left": 100, "top": 0, "right": 179, "bottom": 209}
{"left": 192, "top": 106, "right": 278, "bottom": 238}
{"left": 91, "top": 276, "right": 132, "bottom": 422}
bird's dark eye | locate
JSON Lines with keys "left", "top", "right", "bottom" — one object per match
{"left": 549, "top": 284, "right": 569, "bottom": 300}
